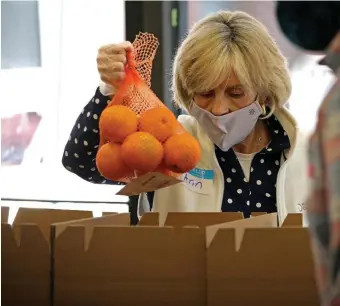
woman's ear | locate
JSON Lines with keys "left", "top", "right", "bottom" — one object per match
{"left": 261, "top": 96, "right": 270, "bottom": 106}
{"left": 258, "top": 96, "right": 270, "bottom": 116}
{"left": 260, "top": 103, "right": 267, "bottom": 116}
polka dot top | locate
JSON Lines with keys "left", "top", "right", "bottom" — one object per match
{"left": 62, "top": 87, "right": 125, "bottom": 186}
{"left": 62, "top": 88, "right": 290, "bottom": 217}
{"left": 215, "top": 112, "right": 290, "bottom": 218}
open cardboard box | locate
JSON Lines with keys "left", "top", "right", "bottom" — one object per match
{"left": 205, "top": 213, "right": 319, "bottom": 306}
{"left": 1, "top": 207, "right": 95, "bottom": 306}
{"left": 51, "top": 212, "right": 242, "bottom": 306}
{"left": 50, "top": 211, "right": 318, "bottom": 306}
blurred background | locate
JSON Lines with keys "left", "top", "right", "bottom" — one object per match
{"left": 1, "top": 1, "right": 336, "bottom": 222}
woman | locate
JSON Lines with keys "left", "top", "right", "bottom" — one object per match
{"left": 62, "top": 10, "right": 309, "bottom": 225}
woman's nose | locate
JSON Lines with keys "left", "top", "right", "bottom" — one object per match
{"left": 210, "top": 98, "right": 230, "bottom": 116}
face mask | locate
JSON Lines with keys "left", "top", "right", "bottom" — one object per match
{"left": 189, "top": 99, "right": 263, "bottom": 152}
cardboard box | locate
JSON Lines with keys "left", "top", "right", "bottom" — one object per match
{"left": 206, "top": 213, "right": 319, "bottom": 305}
{"left": 50, "top": 212, "right": 318, "bottom": 306}
{"left": 137, "top": 211, "right": 244, "bottom": 227}
{"left": 1, "top": 207, "right": 94, "bottom": 306}
{"left": 2, "top": 210, "right": 318, "bottom": 306}
{"left": 1, "top": 206, "right": 9, "bottom": 222}
{"left": 51, "top": 212, "right": 242, "bottom": 306}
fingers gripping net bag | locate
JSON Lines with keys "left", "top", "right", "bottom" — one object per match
{"left": 96, "top": 33, "right": 202, "bottom": 190}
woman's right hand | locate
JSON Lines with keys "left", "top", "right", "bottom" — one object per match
{"left": 97, "top": 41, "right": 133, "bottom": 89}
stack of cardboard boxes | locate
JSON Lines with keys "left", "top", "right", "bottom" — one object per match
{"left": 1, "top": 207, "right": 319, "bottom": 306}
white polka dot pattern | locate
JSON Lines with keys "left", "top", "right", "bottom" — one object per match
{"left": 61, "top": 88, "right": 125, "bottom": 186}
{"left": 214, "top": 110, "right": 290, "bottom": 218}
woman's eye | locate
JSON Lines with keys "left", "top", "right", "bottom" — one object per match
{"left": 229, "top": 91, "right": 245, "bottom": 98}
{"left": 200, "top": 91, "right": 215, "bottom": 98}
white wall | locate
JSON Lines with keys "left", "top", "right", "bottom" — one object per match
{"left": 57, "top": 0, "right": 125, "bottom": 158}
{"left": 1, "top": 0, "right": 128, "bottom": 205}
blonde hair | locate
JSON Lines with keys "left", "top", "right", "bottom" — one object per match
{"left": 172, "top": 10, "right": 292, "bottom": 117}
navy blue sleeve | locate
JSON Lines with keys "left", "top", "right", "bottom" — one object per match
{"left": 61, "top": 87, "right": 155, "bottom": 207}
{"left": 62, "top": 87, "right": 122, "bottom": 185}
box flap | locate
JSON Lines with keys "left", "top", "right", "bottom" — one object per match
{"left": 137, "top": 212, "right": 244, "bottom": 227}
{"left": 1, "top": 223, "right": 50, "bottom": 306}
{"left": 206, "top": 226, "right": 318, "bottom": 305}
{"left": 250, "top": 212, "right": 267, "bottom": 217}
{"left": 52, "top": 213, "right": 130, "bottom": 249}
{"left": 164, "top": 212, "right": 244, "bottom": 227}
{"left": 281, "top": 213, "right": 303, "bottom": 227}
{"left": 13, "top": 208, "right": 93, "bottom": 242}
{"left": 137, "top": 212, "right": 160, "bottom": 226}
{"left": 53, "top": 212, "right": 130, "bottom": 228}
{"left": 1, "top": 206, "right": 9, "bottom": 223}
{"left": 102, "top": 212, "right": 118, "bottom": 216}
{"left": 205, "top": 213, "right": 278, "bottom": 250}
{"left": 53, "top": 225, "right": 207, "bottom": 306}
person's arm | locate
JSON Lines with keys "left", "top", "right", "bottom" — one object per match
{"left": 321, "top": 82, "right": 340, "bottom": 305}
{"left": 62, "top": 86, "right": 121, "bottom": 184}
{"left": 307, "top": 80, "right": 340, "bottom": 305}
{"left": 307, "top": 122, "right": 330, "bottom": 305}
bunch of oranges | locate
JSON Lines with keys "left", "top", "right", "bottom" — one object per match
{"left": 96, "top": 105, "right": 201, "bottom": 181}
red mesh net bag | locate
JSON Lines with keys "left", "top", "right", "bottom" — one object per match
{"left": 96, "top": 33, "right": 201, "bottom": 186}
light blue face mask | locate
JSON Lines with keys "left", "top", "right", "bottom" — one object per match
{"left": 189, "top": 99, "right": 263, "bottom": 152}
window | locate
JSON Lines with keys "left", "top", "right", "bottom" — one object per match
{"left": 1, "top": 1, "right": 42, "bottom": 69}
{"left": 289, "top": 55, "right": 336, "bottom": 134}
{"left": 1, "top": 0, "right": 128, "bottom": 208}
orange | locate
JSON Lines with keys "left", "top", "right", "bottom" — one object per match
{"left": 136, "top": 162, "right": 175, "bottom": 177}
{"left": 155, "top": 163, "right": 173, "bottom": 176}
{"left": 121, "top": 132, "right": 164, "bottom": 173}
{"left": 154, "top": 161, "right": 180, "bottom": 177}
{"left": 138, "top": 107, "right": 178, "bottom": 142}
{"left": 99, "top": 105, "right": 138, "bottom": 143}
{"left": 163, "top": 132, "right": 201, "bottom": 173}
{"left": 96, "top": 142, "right": 134, "bottom": 181}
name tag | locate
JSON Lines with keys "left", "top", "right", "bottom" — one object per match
{"left": 182, "top": 168, "right": 214, "bottom": 195}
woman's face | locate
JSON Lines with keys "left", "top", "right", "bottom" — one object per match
{"left": 193, "top": 72, "right": 257, "bottom": 116}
